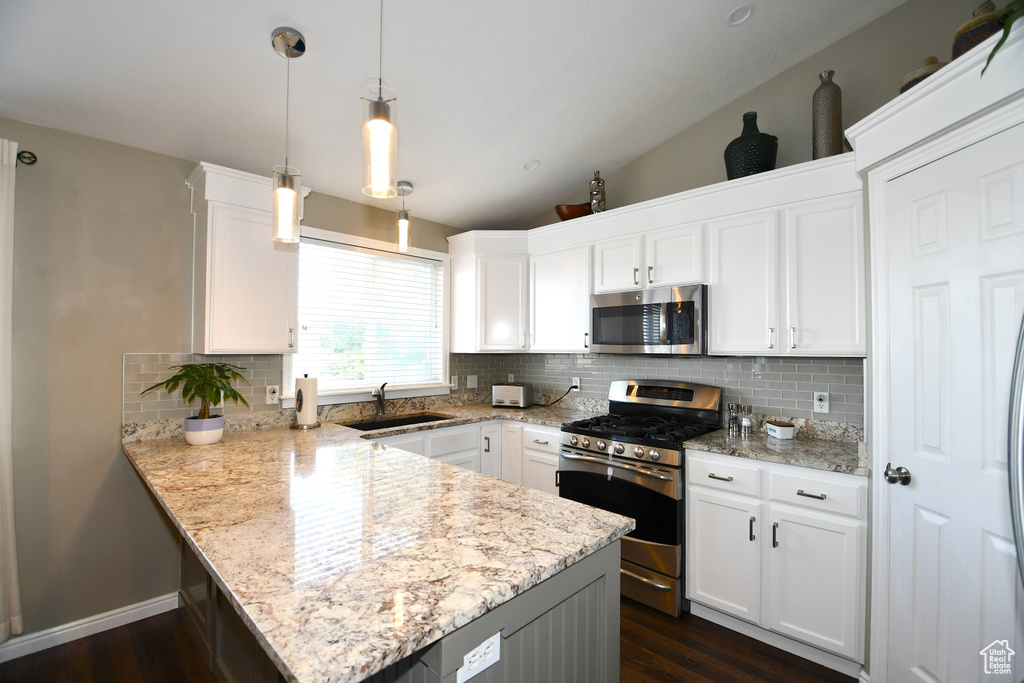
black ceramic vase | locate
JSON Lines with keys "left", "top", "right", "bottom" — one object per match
{"left": 724, "top": 112, "right": 778, "bottom": 180}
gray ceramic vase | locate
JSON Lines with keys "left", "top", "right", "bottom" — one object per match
{"left": 812, "top": 70, "right": 842, "bottom": 159}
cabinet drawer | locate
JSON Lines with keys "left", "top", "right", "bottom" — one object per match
{"left": 522, "top": 425, "right": 559, "bottom": 454}
{"left": 768, "top": 469, "right": 866, "bottom": 519}
{"left": 426, "top": 426, "right": 478, "bottom": 456}
{"left": 687, "top": 451, "right": 761, "bottom": 497}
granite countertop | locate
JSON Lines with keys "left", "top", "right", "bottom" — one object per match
{"left": 683, "top": 429, "right": 868, "bottom": 477}
{"left": 329, "top": 403, "right": 597, "bottom": 439}
{"left": 122, "top": 423, "right": 633, "bottom": 683}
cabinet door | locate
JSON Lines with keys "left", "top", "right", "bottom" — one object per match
{"left": 432, "top": 449, "right": 481, "bottom": 472}
{"left": 645, "top": 222, "right": 703, "bottom": 287}
{"left": 708, "top": 212, "right": 779, "bottom": 355}
{"left": 522, "top": 449, "right": 559, "bottom": 496}
{"left": 530, "top": 246, "right": 591, "bottom": 352}
{"left": 204, "top": 203, "right": 298, "bottom": 354}
{"left": 687, "top": 487, "right": 762, "bottom": 624}
{"left": 479, "top": 256, "right": 529, "bottom": 351}
{"left": 376, "top": 433, "right": 426, "bottom": 456}
{"left": 766, "top": 504, "right": 865, "bottom": 660}
{"left": 593, "top": 235, "right": 643, "bottom": 293}
{"left": 783, "top": 195, "right": 866, "bottom": 356}
{"left": 480, "top": 423, "right": 501, "bottom": 479}
{"left": 500, "top": 423, "right": 523, "bottom": 485}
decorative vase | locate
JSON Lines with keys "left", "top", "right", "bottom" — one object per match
{"left": 724, "top": 112, "right": 778, "bottom": 180}
{"left": 953, "top": 1, "right": 1003, "bottom": 60}
{"left": 184, "top": 415, "right": 225, "bottom": 445}
{"left": 590, "top": 171, "right": 606, "bottom": 213}
{"left": 812, "top": 70, "right": 843, "bottom": 159}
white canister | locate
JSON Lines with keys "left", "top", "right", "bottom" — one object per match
{"left": 292, "top": 375, "right": 321, "bottom": 429}
{"left": 765, "top": 420, "right": 795, "bottom": 440}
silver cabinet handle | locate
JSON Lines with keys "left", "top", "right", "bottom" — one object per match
{"left": 772, "top": 521, "right": 779, "bottom": 548}
{"left": 520, "top": 333, "right": 526, "bottom": 348}
{"left": 584, "top": 332, "right": 589, "bottom": 349}
{"left": 789, "top": 326, "right": 797, "bottom": 349}
{"left": 633, "top": 267, "right": 640, "bottom": 286}
{"left": 288, "top": 327, "right": 295, "bottom": 348}
{"left": 708, "top": 472, "right": 733, "bottom": 482}
{"left": 533, "top": 439, "right": 549, "bottom": 445}
{"left": 648, "top": 265, "right": 654, "bottom": 284}
{"left": 484, "top": 436, "right": 491, "bottom": 453}
{"left": 749, "top": 516, "right": 756, "bottom": 542}
{"left": 797, "top": 489, "right": 826, "bottom": 500}
{"left": 767, "top": 327, "right": 775, "bottom": 349}
{"left": 620, "top": 568, "right": 672, "bottom": 592}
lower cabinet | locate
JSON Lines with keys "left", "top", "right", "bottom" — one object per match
{"left": 686, "top": 449, "right": 867, "bottom": 662}
{"left": 480, "top": 423, "right": 501, "bottom": 478}
{"left": 520, "top": 425, "right": 560, "bottom": 496}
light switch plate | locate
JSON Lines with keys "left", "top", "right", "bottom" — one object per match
{"left": 451, "top": 375, "right": 458, "bottom": 390}
{"left": 508, "top": 373, "right": 514, "bottom": 382}
{"left": 467, "top": 375, "right": 478, "bottom": 389}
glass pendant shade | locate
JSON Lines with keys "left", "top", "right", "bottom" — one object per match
{"left": 272, "top": 165, "right": 301, "bottom": 243}
{"left": 362, "top": 84, "right": 397, "bottom": 198}
{"left": 397, "top": 209, "right": 409, "bottom": 252}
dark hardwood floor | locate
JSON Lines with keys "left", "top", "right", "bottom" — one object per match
{"left": 0, "top": 600, "right": 856, "bottom": 682}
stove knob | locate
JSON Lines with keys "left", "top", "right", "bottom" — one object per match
{"left": 633, "top": 447, "right": 645, "bottom": 459}
{"left": 649, "top": 449, "right": 661, "bottom": 461}
{"left": 613, "top": 444, "right": 625, "bottom": 455}
{"left": 596, "top": 440, "right": 607, "bottom": 451}
{"left": 569, "top": 435, "right": 579, "bottom": 446}
{"left": 581, "top": 438, "right": 591, "bottom": 448}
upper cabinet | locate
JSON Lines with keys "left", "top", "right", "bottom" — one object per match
{"left": 530, "top": 246, "right": 591, "bottom": 353}
{"left": 449, "top": 232, "right": 529, "bottom": 353}
{"left": 593, "top": 222, "right": 703, "bottom": 294}
{"left": 187, "top": 163, "right": 309, "bottom": 355}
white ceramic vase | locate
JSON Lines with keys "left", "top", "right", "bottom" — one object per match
{"left": 184, "top": 415, "right": 225, "bottom": 445}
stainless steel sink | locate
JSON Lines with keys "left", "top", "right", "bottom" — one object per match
{"left": 342, "top": 412, "right": 453, "bottom": 431}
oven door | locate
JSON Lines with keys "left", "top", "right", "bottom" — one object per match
{"left": 590, "top": 285, "right": 705, "bottom": 355}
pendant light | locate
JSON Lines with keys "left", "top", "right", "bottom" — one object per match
{"left": 362, "top": 0, "right": 397, "bottom": 198}
{"left": 271, "top": 27, "right": 305, "bottom": 243}
{"left": 396, "top": 180, "right": 413, "bottom": 252}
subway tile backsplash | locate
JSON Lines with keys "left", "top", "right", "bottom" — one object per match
{"left": 451, "top": 353, "right": 865, "bottom": 425}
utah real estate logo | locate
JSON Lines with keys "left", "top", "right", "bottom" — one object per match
{"left": 980, "top": 640, "right": 1015, "bottom": 676}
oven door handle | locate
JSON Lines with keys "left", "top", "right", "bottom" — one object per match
{"left": 620, "top": 568, "right": 672, "bottom": 592}
{"left": 560, "top": 451, "right": 674, "bottom": 481}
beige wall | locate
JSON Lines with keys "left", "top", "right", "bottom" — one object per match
{"left": 521, "top": 0, "right": 976, "bottom": 229}
{"left": 0, "top": 115, "right": 461, "bottom": 634}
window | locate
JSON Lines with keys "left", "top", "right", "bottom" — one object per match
{"left": 287, "top": 229, "right": 447, "bottom": 400}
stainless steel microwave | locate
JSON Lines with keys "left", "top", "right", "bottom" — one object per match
{"left": 590, "top": 284, "right": 706, "bottom": 355}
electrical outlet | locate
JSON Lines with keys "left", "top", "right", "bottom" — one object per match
{"left": 467, "top": 375, "right": 478, "bottom": 389}
{"left": 814, "top": 392, "right": 830, "bottom": 414}
{"left": 508, "top": 373, "right": 514, "bottom": 382}
{"left": 571, "top": 377, "right": 581, "bottom": 391}
{"left": 456, "top": 632, "right": 501, "bottom": 683}
{"left": 265, "top": 385, "right": 280, "bottom": 405}
{"left": 451, "top": 375, "right": 458, "bottom": 390}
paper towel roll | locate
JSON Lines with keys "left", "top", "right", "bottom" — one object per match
{"left": 294, "top": 376, "right": 319, "bottom": 427}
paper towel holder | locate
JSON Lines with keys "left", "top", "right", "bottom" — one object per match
{"left": 291, "top": 375, "right": 321, "bottom": 430}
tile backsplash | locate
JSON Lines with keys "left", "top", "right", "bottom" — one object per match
{"left": 451, "top": 353, "right": 864, "bottom": 425}
{"left": 123, "top": 353, "right": 283, "bottom": 423}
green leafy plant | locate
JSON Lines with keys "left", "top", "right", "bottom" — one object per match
{"left": 141, "top": 363, "right": 250, "bottom": 420}
{"left": 984, "top": 0, "right": 1024, "bottom": 73}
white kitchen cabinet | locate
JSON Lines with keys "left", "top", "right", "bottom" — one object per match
{"left": 187, "top": 162, "right": 308, "bottom": 354}
{"left": 593, "top": 224, "right": 704, "bottom": 294}
{"left": 708, "top": 194, "right": 865, "bottom": 357}
{"left": 686, "top": 449, "right": 867, "bottom": 662}
{"left": 425, "top": 425, "right": 480, "bottom": 472}
{"left": 449, "top": 232, "right": 530, "bottom": 353}
{"left": 480, "top": 423, "right": 501, "bottom": 479}
{"left": 377, "top": 433, "right": 426, "bottom": 456}
{"left": 520, "top": 424, "right": 560, "bottom": 496}
{"left": 688, "top": 487, "right": 762, "bottom": 624}
{"left": 530, "top": 246, "right": 591, "bottom": 353}
{"left": 501, "top": 423, "right": 523, "bottom": 485}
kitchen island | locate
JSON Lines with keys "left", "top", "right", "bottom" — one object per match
{"left": 123, "top": 424, "right": 633, "bottom": 683}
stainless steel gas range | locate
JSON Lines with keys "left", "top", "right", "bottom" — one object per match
{"left": 557, "top": 379, "right": 722, "bottom": 616}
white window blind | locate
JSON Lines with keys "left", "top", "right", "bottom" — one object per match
{"left": 293, "top": 237, "right": 445, "bottom": 394}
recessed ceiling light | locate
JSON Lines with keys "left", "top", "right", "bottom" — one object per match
{"left": 523, "top": 159, "right": 540, "bottom": 171}
{"left": 727, "top": 5, "right": 752, "bottom": 26}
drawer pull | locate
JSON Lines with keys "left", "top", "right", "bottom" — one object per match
{"left": 797, "top": 489, "right": 827, "bottom": 500}
{"left": 772, "top": 522, "right": 779, "bottom": 548}
{"left": 633, "top": 267, "right": 640, "bottom": 286}
{"left": 749, "top": 516, "right": 756, "bottom": 542}
{"left": 533, "top": 439, "right": 549, "bottom": 445}
{"left": 707, "top": 473, "right": 734, "bottom": 482}
{"left": 484, "top": 436, "right": 491, "bottom": 453}
{"left": 648, "top": 265, "right": 654, "bottom": 284}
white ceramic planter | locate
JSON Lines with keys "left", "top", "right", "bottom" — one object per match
{"left": 184, "top": 415, "right": 225, "bottom": 445}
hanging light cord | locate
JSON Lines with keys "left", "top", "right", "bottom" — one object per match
{"left": 378, "top": 0, "right": 384, "bottom": 96}
{"left": 284, "top": 50, "right": 291, "bottom": 167}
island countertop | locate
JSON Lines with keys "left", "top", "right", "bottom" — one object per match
{"left": 122, "top": 424, "right": 634, "bottom": 683}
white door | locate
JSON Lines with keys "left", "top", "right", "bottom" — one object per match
{"left": 480, "top": 423, "right": 501, "bottom": 479}
{"left": 686, "top": 487, "right": 762, "bottom": 624}
{"left": 530, "top": 246, "right": 590, "bottom": 352}
{"left": 521, "top": 449, "right": 559, "bottom": 496}
{"left": 479, "top": 256, "right": 528, "bottom": 351}
{"left": 593, "top": 235, "right": 643, "bottom": 293}
{"left": 885, "top": 123, "right": 1024, "bottom": 682}
{"left": 708, "top": 211, "right": 779, "bottom": 356}
{"left": 645, "top": 222, "right": 704, "bottom": 287}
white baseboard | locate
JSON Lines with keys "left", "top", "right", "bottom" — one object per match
{"left": 0, "top": 592, "right": 178, "bottom": 664}
{"left": 690, "top": 603, "right": 866, "bottom": 679}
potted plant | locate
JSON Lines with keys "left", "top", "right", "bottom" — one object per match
{"left": 142, "top": 363, "right": 250, "bottom": 445}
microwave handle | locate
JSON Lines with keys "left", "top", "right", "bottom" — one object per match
{"left": 659, "top": 303, "right": 669, "bottom": 345}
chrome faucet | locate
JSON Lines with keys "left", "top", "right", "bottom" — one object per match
{"left": 372, "top": 382, "right": 388, "bottom": 416}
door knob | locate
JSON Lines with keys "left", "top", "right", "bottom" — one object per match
{"left": 883, "top": 463, "right": 911, "bottom": 486}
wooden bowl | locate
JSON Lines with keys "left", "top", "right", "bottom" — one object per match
{"left": 556, "top": 203, "right": 592, "bottom": 221}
